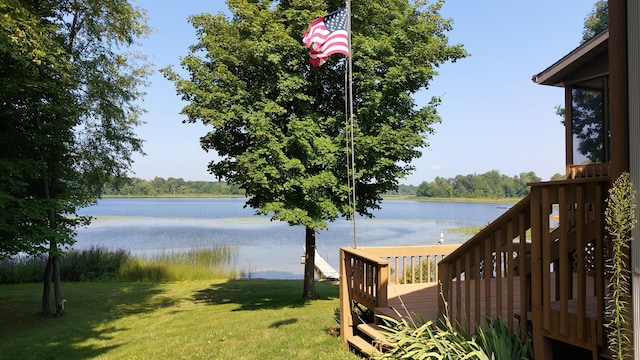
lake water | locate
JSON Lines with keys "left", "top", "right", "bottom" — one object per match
{"left": 75, "top": 198, "right": 510, "bottom": 279}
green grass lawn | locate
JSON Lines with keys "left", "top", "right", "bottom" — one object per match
{"left": 0, "top": 280, "right": 358, "bottom": 360}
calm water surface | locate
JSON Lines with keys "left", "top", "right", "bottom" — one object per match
{"left": 75, "top": 198, "right": 509, "bottom": 279}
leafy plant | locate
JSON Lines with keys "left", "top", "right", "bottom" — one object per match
{"left": 604, "top": 172, "right": 636, "bottom": 360}
{"left": 475, "top": 317, "right": 533, "bottom": 360}
{"left": 373, "top": 310, "right": 488, "bottom": 360}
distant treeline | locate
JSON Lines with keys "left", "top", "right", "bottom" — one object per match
{"left": 415, "top": 170, "right": 547, "bottom": 199}
{"left": 106, "top": 170, "right": 558, "bottom": 198}
{"left": 103, "top": 177, "right": 244, "bottom": 196}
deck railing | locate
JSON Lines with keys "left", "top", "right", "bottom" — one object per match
{"left": 438, "top": 177, "right": 610, "bottom": 353}
{"left": 529, "top": 178, "right": 609, "bottom": 353}
{"left": 568, "top": 163, "right": 610, "bottom": 179}
{"left": 340, "top": 177, "right": 611, "bottom": 355}
{"left": 438, "top": 196, "right": 532, "bottom": 338}
{"left": 339, "top": 245, "right": 459, "bottom": 341}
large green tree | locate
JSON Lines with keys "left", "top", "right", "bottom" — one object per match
{"left": 0, "top": 0, "right": 150, "bottom": 315}
{"left": 164, "top": 0, "right": 466, "bottom": 298}
{"left": 582, "top": 0, "right": 608, "bottom": 42}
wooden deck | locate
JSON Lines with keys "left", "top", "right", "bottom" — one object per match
{"left": 377, "top": 282, "right": 440, "bottom": 322}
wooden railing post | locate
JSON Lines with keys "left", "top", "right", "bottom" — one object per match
{"left": 438, "top": 261, "right": 450, "bottom": 319}
{"left": 377, "top": 262, "right": 388, "bottom": 308}
{"left": 530, "top": 185, "right": 552, "bottom": 359}
{"left": 339, "top": 248, "right": 353, "bottom": 342}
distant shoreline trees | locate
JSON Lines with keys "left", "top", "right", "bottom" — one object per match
{"left": 415, "top": 170, "right": 542, "bottom": 199}
{"left": 113, "top": 170, "right": 557, "bottom": 198}
{"left": 103, "top": 177, "right": 244, "bottom": 197}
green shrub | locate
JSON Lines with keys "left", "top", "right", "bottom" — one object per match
{"left": 373, "top": 311, "right": 533, "bottom": 359}
{"left": 0, "top": 254, "right": 47, "bottom": 283}
{"left": 60, "top": 247, "right": 131, "bottom": 281}
{"left": 373, "top": 311, "right": 488, "bottom": 360}
{"left": 475, "top": 317, "right": 533, "bottom": 360}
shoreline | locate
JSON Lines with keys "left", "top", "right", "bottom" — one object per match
{"left": 101, "top": 194, "right": 522, "bottom": 204}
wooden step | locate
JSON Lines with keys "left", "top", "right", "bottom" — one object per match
{"left": 347, "top": 335, "right": 377, "bottom": 356}
{"left": 357, "top": 323, "right": 386, "bottom": 342}
{"left": 357, "top": 323, "right": 391, "bottom": 350}
{"left": 374, "top": 306, "right": 399, "bottom": 321}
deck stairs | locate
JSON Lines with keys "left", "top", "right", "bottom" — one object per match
{"left": 347, "top": 307, "right": 398, "bottom": 357}
{"left": 347, "top": 322, "right": 387, "bottom": 357}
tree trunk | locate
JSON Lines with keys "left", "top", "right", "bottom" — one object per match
{"left": 53, "top": 249, "right": 63, "bottom": 316}
{"left": 302, "top": 227, "right": 317, "bottom": 299}
{"left": 41, "top": 253, "right": 53, "bottom": 316}
{"left": 42, "top": 238, "right": 64, "bottom": 316}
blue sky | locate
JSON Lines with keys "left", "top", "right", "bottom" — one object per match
{"left": 131, "top": 0, "right": 597, "bottom": 186}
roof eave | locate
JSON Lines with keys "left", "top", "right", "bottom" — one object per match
{"left": 532, "top": 28, "right": 609, "bottom": 87}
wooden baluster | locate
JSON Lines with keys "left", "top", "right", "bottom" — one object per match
{"left": 506, "top": 220, "right": 515, "bottom": 329}
{"left": 464, "top": 250, "right": 471, "bottom": 331}
{"left": 559, "top": 186, "right": 569, "bottom": 337}
{"left": 484, "top": 234, "right": 492, "bottom": 317}
{"left": 518, "top": 211, "right": 529, "bottom": 340}
{"left": 474, "top": 245, "right": 482, "bottom": 328}
{"left": 495, "top": 229, "right": 503, "bottom": 320}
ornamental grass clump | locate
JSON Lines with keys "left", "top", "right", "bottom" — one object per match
{"left": 373, "top": 311, "right": 488, "bottom": 360}
{"left": 373, "top": 296, "right": 532, "bottom": 360}
{"left": 604, "top": 172, "right": 636, "bottom": 360}
{"left": 475, "top": 317, "right": 533, "bottom": 360}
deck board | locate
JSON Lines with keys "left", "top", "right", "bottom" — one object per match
{"left": 384, "top": 283, "right": 440, "bottom": 322}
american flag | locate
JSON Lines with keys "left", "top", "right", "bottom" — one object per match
{"left": 302, "top": 8, "right": 349, "bottom": 67}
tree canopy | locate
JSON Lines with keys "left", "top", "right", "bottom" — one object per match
{"left": 582, "top": 0, "right": 608, "bottom": 42}
{"left": 0, "top": 0, "right": 150, "bottom": 315}
{"left": 164, "top": 0, "right": 467, "bottom": 298}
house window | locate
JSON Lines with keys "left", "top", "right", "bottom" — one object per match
{"left": 570, "top": 77, "right": 609, "bottom": 164}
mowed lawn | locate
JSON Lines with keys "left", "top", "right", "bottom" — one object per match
{"left": 0, "top": 280, "right": 359, "bottom": 360}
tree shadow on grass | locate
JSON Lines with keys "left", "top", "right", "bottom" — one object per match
{"left": 0, "top": 282, "right": 169, "bottom": 360}
{"left": 193, "top": 279, "right": 338, "bottom": 311}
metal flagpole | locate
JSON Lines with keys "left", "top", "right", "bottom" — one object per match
{"left": 346, "top": 0, "right": 356, "bottom": 248}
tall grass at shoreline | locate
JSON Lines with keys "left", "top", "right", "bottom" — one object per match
{"left": 118, "top": 246, "right": 240, "bottom": 281}
{"left": 0, "top": 245, "right": 240, "bottom": 284}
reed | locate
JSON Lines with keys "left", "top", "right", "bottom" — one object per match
{"left": 119, "top": 246, "right": 240, "bottom": 281}
{"left": 0, "top": 245, "right": 240, "bottom": 284}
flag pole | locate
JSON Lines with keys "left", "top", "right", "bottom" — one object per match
{"left": 346, "top": 0, "right": 357, "bottom": 248}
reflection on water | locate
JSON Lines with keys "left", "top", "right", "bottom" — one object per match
{"left": 75, "top": 198, "right": 509, "bottom": 279}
